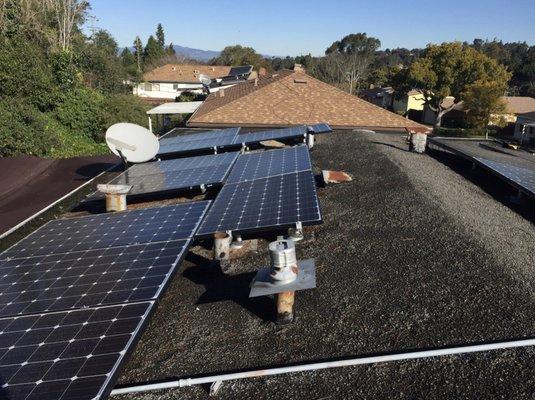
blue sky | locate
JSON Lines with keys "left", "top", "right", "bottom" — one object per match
{"left": 88, "top": 0, "right": 535, "bottom": 56}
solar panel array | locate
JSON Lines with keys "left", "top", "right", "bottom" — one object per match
{"left": 89, "top": 152, "right": 239, "bottom": 200}
{"left": 475, "top": 157, "right": 535, "bottom": 197}
{"left": 197, "top": 146, "right": 322, "bottom": 236}
{"left": 157, "top": 126, "right": 309, "bottom": 157}
{"left": 308, "top": 123, "right": 332, "bottom": 134}
{"left": 0, "top": 201, "right": 211, "bottom": 399}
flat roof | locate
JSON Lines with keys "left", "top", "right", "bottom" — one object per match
{"left": 147, "top": 101, "right": 203, "bottom": 115}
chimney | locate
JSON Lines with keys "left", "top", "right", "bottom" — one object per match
{"left": 259, "top": 67, "right": 267, "bottom": 76}
{"left": 293, "top": 63, "right": 305, "bottom": 73}
{"left": 219, "top": 89, "right": 225, "bottom": 97}
{"left": 254, "top": 78, "right": 258, "bottom": 87}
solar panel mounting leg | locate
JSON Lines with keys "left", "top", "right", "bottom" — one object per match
{"left": 230, "top": 234, "right": 244, "bottom": 249}
{"left": 288, "top": 222, "right": 304, "bottom": 242}
{"left": 214, "top": 231, "right": 231, "bottom": 271}
{"left": 213, "top": 146, "right": 218, "bottom": 154}
{"left": 200, "top": 184, "right": 206, "bottom": 194}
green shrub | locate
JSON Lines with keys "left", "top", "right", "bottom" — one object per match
{"left": 54, "top": 88, "right": 105, "bottom": 141}
{"left": 0, "top": 100, "right": 59, "bottom": 157}
{"left": 101, "top": 94, "right": 150, "bottom": 129}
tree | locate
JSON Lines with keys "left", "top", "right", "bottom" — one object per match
{"left": 156, "top": 23, "right": 165, "bottom": 48}
{"left": 392, "top": 42, "right": 511, "bottom": 128}
{"left": 133, "top": 36, "right": 143, "bottom": 72}
{"left": 143, "top": 35, "right": 164, "bottom": 67}
{"left": 324, "top": 33, "right": 381, "bottom": 94}
{"left": 463, "top": 81, "right": 506, "bottom": 132}
{"left": 166, "top": 43, "right": 176, "bottom": 55}
{"left": 51, "top": 0, "right": 89, "bottom": 51}
{"left": 211, "top": 45, "right": 269, "bottom": 71}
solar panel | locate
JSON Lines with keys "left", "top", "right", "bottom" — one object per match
{"left": 160, "top": 127, "right": 240, "bottom": 144}
{"left": 157, "top": 128, "right": 240, "bottom": 156}
{"left": 86, "top": 153, "right": 239, "bottom": 200}
{"left": 1, "top": 201, "right": 210, "bottom": 261}
{"left": 308, "top": 123, "right": 332, "bottom": 134}
{"left": 196, "top": 171, "right": 322, "bottom": 236}
{"left": 233, "top": 126, "right": 307, "bottom": 145}
{"left": 475, "top": 157, "right": 535, "bottom": 196}
{"left": 0, "top": 240, "right": 188, "bottom": 317}
{"left": 122, "top": 152, "right": 239, "bottom": 178}
{"left": 226, "top": 146, "right": 312, "bottom": 184}
{"left": 0, "top": 301, "right": 153, "bottom": 400}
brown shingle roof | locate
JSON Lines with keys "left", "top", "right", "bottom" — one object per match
{"left": 143, "top": 64, "right": 232, "bottom": 83}
{"left": 188, "top": 70, "right": 426, "bottom": 130}
{"left": 501, "top": 96, "right": 535, "bottom": 114}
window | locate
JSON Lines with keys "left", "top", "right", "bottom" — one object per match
{"left": 144, "top": 83, "right": 152, "bottom": 91}
{"left": 152, "top": 84, "right": 160, "bottom": 91}
{"left": 173, "top": 84, "right": 179, "bottom": 91}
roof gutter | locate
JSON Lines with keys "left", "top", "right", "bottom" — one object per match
{"left": 110, "top": 337, "right": 535, "bottom": 396}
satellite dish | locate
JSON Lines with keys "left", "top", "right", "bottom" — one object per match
{"left": 198, "top": 73, "right": 213, "bottom": 86}
{"left": 105, "top": 123, "right": 159, "bottom": 163}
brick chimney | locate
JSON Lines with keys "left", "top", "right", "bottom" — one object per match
{"left": 258, "top": 67, "right": 267, "bottom": 76}
{"left": 293, "top": 63, "right": 305, "bottom": 73}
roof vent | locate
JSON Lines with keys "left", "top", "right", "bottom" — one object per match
{"left": 254, "top": 78, "right": 258, "bottom": 87}
{"left": 219, "top": 89, "right": 225, "bottom": 97}
{"left": 294, "top": 78, "right": 307, "bottom": 84}
{"left": 172, "top": 66, "right": 176, "bottom": 71}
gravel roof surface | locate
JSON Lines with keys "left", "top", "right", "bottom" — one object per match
{"left": 114, "top": 131, "right": 535, "bottom": 399}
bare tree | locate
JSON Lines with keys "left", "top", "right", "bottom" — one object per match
{"left": 51, "top": 0, "right": 88, "bottom": 51}
{"left": 324, "top": 33, "right": 381, "bottom": 94}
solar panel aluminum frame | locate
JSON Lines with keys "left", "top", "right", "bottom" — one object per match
{"left": 307, "top": 123, "right": 332, "bottom": 134}
{"left": 232, "top": 126, "right": 308, "bottom": 146}
{"left": 0, "top": 301, "right": 156, "bottom": 400}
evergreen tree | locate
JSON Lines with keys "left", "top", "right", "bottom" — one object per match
{"left": 133, "top": 36, "right": 143, "bottom": 73}
{"left": 166, "top": 43, "right": 176, "bottom": 55}
{"left": 143, "top": 35, "right": 164, "bottom": 66}
{"left": 156, "top": 23, "right": 165, "bottom": 48}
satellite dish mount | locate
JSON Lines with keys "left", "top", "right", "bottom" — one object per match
{"left": 198, "top": 73, "right": 212, "bottom": 94}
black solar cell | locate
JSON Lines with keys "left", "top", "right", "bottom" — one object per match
{"left": 0, "top": 302, "right": 153, "bottom": 400}
{"left": 0, "top": 202, "right": 210, "bottom": 260}
{"left": 0, "top": 240, "right": 188, "bottom": 317}
{"left": 157, "top": 128, "right": 240, "bottom": 156}
{"left": 226, "top": 146, "right": 312, "bottom": 184}
{"left": 196, "top": 171, "right": 322, "bottom": 236}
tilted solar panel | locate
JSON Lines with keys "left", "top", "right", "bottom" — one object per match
{"left": 475, "top": 157, "right": 535, "bottom": 196}
{"left": 0, "top": 240, "right": 189, "bottom": 317}
{"left": 226, "top": 146, "right": 312, "bottom": 184}
{"left": 196, "top": 171, "right": 322, "bottom": 236}
{"left": 122, "top": 152, "right": 239, "bottom": 178}
{"left": 0, "top": 201, "right": 210, "bottom": 261}
{"left": 233, "top": 125, "right": 308, "bottom": 145}
{"left": 308, "top": 123, "right": 332, "bottom": 134}
{"left": 0, "top": 301, "right": 153, "bottom": 400}
{"left": 160, "top": 127, "right": 240, "bottom": 144}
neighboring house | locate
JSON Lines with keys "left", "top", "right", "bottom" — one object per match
{"left": 514, "top": 111, "right": 535, "bottom": 145}
{"left": 360, "top": 87, "right": 394, "bottom": 109}
{"left": 422, "top": 96, "right": 535, "bottom": 128}
{"left": 491, "top": 96, "right": 535, "bottom": 125}
{"left": 392, "top": 89, "right": 426, "bottom": 115}
{"left": 133, "top": 64, "right": 253, "bottom": 101}
{"left": 187, "top": 65, "right": 426, "bottom": 131}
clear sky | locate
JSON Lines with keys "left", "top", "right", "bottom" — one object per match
{"left": 88, "top": 0, "right": 535, "bottom": 56}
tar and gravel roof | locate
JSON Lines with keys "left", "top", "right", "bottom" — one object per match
{"left": 112, "top": 131, "right": 534, "bottom": 399}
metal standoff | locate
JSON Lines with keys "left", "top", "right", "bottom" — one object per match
{"left": 97, "top": 184, "right": 132, "bottom": 212}
{"left": 250, "top": 239, "right": 316, "bottom": 325}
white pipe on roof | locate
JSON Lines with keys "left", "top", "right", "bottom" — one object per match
{"left": 110, "top": 337, "right": 535, "bottom": 396}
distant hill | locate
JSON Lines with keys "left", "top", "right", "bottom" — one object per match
{"left": 171, "top": 44, "right": 220, "bottom": 61}
{"left": 122, "top": 44, "right": 274, "bottom": 62}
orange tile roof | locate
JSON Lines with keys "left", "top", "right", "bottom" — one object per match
{"left": 143, "top": 64, "right": 232, "bottom": 83}
{"left": 188, "top": 70, "right": 427, "bottom": 130}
